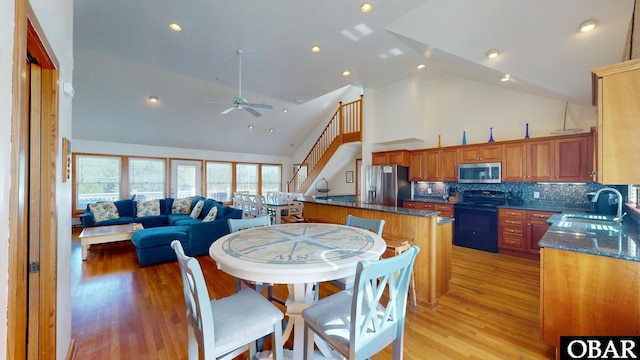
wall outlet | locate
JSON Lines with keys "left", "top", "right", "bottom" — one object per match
{"left": 427, "top": 188, "right": 432, "bottom": 194}
{"left": 533, "top": 191, "right": 540, "bottom": 199}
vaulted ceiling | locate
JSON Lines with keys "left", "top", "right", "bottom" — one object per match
{"left": 72, "top": 0, "right": 635, "bottom": 156}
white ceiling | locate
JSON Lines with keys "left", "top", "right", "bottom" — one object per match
{"left": 72, "top": 0, "right": 635, "bottom": 156}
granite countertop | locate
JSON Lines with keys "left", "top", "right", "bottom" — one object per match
{"left": 302, "top": 197, "right": 453, "bottom": 225}
{"left": 539, "top": 211, "right": 640, "bottom": 262}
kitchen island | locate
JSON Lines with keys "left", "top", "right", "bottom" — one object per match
{"left": 538, "top": 211, "right": 640, "bottom": 352}
{"left": 301, "top": 197, "right": 453, "bottom": 312}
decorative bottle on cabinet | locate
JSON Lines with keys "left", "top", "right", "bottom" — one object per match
{"left": 488, "top": 127, "right": 495, "bottom": 142}
{"left": 462, "top": 131, "right": 467, "bottom": 145}
{"left": 525, "top": 123, "right": 530, "bottom": 139}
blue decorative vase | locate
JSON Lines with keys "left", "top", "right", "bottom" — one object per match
{"left": 525, "top": 123, "right": 530, "bottom": 139}
{"left": 488, "top": 127, "right": 495, "bottom": 142}
{"left": 462, "top": 131, "right": 467, "bottom": 145}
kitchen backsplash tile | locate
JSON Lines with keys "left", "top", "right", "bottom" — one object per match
{"left": 413, "top": 182, "right": 628, "bottom": 211}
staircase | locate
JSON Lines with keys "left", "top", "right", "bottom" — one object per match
{"left": 287, "top": 95, "right": 362, "bottom": 194}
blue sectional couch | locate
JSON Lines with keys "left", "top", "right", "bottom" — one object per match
{"left": 80, "top": 196, "right": 242, "bottom": 266}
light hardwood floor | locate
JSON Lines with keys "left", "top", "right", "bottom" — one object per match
{"left": 71, "top": 228, "right": 555, "bottom": 359}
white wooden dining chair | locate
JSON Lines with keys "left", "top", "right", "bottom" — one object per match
{"left": 302, "top": 246, "right": 420, "bottom": 360}
{"left": 227, "top": 216, "right": 285, "bottom": 305}
{"left": 333, "top": 215, "right": 386, "bottom": 289}
{"left": 171, "top": 240, "right": 284, "bottom": 360}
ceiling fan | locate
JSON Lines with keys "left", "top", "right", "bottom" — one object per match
{"left": 218, "top": 48, "right": 273, "bottom": 117}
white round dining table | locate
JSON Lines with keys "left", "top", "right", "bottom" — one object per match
{"left": 209, "top": 222, "right": 386, "bottom": 359}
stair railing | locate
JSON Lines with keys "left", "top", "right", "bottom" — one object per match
{"left": 288, "top": 95, "right": 362, "bottom": 193}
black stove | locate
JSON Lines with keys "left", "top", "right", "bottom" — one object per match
{"left": 453, "top": 190, "right": 506, "bottom": 253}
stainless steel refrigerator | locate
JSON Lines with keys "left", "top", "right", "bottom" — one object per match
{"left": 364, "top": 164, "right": 411, "bottom": 207}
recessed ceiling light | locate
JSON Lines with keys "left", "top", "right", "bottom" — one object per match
{"left": 148, "top": 96, "right": 159, "bottom": 103}
{"left": 579, "top": 19, "right": 598, "bottom": 33}
{"left": 416, "top": 64, "right": 426, "bottom": 70}
{"left": 342, "top": 70, "right": 351, "bottom": 76}
{"left": 282, "top": 108, "right": 288, "bottom": 113}
{"left": 360, "top": 2, "right": 373, "bottom": 13}
{"left": 311, "top": 46, "right": 321, "bottom": 53}
{"left": 168, "top": 23, "right": 182, "bottom": 32}
{"left": 486, "top": 49, "right": 500, "bottom": 59}
{"left": 501, "top": 74, "right": 511, "bottom": 82}
{"left": 268, "top": 128, "right": 275, "bottom": 133}
{"left": 248, "top": 125, "right": 254, "bottom": 130}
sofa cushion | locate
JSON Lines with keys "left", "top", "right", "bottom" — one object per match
{"left": 89, "top": 202, "right": 120, "bottom": 222}
{"left": 202, "top": 206, "right": 218, "bottom": 222}
{"left": 114, "top": 199, "right": 136, "bottom": 218}
{"left": 167, "top": 213, "right": 192, "bottom": 225}
{"left": 135, "top": 215, "right": 169, "bottom": 229}
{"left": 190, "top": 200, "right": 205, "bottom": 219}
{"left": 171, "top": 197, "right": 194, "bottom": 214}
{"left": 131, "top": 226, "right": 189, "bottom": 249}
{"left": 136, "top": 199, "right": 161, "bottom": 217}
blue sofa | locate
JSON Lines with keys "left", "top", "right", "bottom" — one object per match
{"left": 80, "top": 196, "right": 242, "bottom": 266}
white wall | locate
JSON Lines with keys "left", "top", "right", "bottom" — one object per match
{"left": 0, "top": 0, "right": 16, "bottom": 355}
{"left": 368, "top": 75, "right": 597, "bottom": 150}
{"left": 371, "top": 77, "right": 427, "bottom": 144}
{"left": 1, "top": 0, "right": 74, "bottom": 358}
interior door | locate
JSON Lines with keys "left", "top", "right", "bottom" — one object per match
{"left": 170, "top": 159, "right": 202, "bottom": 198}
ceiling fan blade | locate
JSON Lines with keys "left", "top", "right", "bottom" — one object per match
{"left": 247, "top": 103, "right": 273, "bottom": 110}
{"left": 245, "top": 107, "right": 262, "bottom": 117}
{"left": 220, "top": 106, "right": 236, "bottom": 115}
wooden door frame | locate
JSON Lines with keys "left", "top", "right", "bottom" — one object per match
{"left": 8, "top": 2, "right": 60, "bottom": 359}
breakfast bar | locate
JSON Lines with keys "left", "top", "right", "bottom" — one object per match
{"left": 538, "top": 212, "right": 640, "bottom": 351}
{"left": 302, "top": 197, "right": 454, "bottom": 312}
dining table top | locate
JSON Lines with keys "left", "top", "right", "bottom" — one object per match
{"left": 209, "top": 222, "right": 387, "bottom": 285}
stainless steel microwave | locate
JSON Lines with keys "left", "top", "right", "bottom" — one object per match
{"left": 458, "top": 162, "right": 502, "bottom": 183}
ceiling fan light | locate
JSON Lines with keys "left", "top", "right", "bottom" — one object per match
{"left": 148, "top": 96, "right": 159, "bottom": 103}
{"left": 248, "top": 125, "right": 254, "bottom": 130}
{"left": 311, "top": 46, "right": 321, "bottom": 53}
{"left": 342, "top": 70, "right": 351, "bottom": 76}
{"left": 416, "top": 64, "right": 426, "bottom": 70}
{"left": 579, "top": 19, "right": 598, "bottom": 33}
{"left": 269, "top": 128, "right": 275, "bottom": 133}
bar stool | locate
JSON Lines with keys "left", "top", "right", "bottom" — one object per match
{"left": 382, "top": 234, "right": 417, "bottom": 307}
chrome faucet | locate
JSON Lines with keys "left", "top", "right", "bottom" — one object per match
{"left": 591, "top": 187, "right": 626, "bottom": 223}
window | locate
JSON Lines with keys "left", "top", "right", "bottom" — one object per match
{"left": 236, "top": 164, "right": 258, "bottom": 194}
{"left": 206, "top": 162, "right": 232, "bottom": 202}
{"left": 75, "top": 155, "right": 121, "bottom": 211}
{"left": 261, "top": 164, "right": 282, "bottom": 194}
{"left": 129, "top": 158, "right": 165, "bottom": 201}
{"left": 630, "top": 185, "right": 639, "bottom": 209}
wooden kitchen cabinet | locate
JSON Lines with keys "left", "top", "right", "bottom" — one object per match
{"left": 404, "top": 201, "right": 453, "bottom": 218}
{"left": 526, "top": 211, "right": 554, "bottom": 254}
{"left": 500, "top": 209, "right": 555, "bottom": 254}
{"left": 592, "top": 59, "right": 640, "bottom": 184}
{"left": 554, "top": 135, "right": 591, "bottom": 182}
{"left": 501, "top": 134, "right": 592, "bottom": 182}
{"left": 440, "top": 148, "right": 458, "bottom": 182}
{"left": 457, "top": 144, "right": 501, "bottom": 164}
{"left": 498, "top": 208, "right": 526, "bottom": 251}
{"left": 372, "top": 150, "right": 410, "bottom": 166}
{"left": 541, "top": 248, "right": 640, "bottom": 349}
{"left": 409, "top": 150, "right": 439, "bottom": 181}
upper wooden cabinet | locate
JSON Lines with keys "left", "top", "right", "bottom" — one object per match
{"left": 592, "top": 59, "right": 640, "bottom": 184}
{"left": 409, "top": 148, "right": 457, "bottom": 182}
{"left": 440, "top": 148, "right": 458, "bottom": 182}
{"left": 409, "top": 149, "right": 439, "bottom": 181}
{"left": 372, "top": 150, "right": 410, "bottom": 167}
{"left": 502, "top": 134, "right": 592, "bottom": 182}
{"left": 457, "top": 144, "right": 501, "bottom": 164}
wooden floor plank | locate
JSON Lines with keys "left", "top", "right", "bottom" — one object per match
{"left": 70, "top": 228, "right": 555, "bottom": 359}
